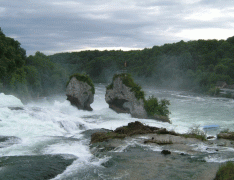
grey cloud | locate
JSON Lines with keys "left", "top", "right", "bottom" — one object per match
{"left": 1, "top": 0, "right": 234, "bottom": 55}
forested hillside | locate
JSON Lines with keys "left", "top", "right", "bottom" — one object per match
{"left": 49, "top": 37, "right": 234, "bottom": 94}
{"left": 1, "top": 27, "right": 234, "bottom": 101}
{"left": 0, "top": 28, "right": 68, "bottom": 101}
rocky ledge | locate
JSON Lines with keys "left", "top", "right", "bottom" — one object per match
{"left": 66, "top": 74, "right": 94, "bottom": 111}
{"left": 90, "top": 121, "right": 208, "bottom": 144}
{"left": 89, "top": 122, "right": 234, "bottom": 180}
{"left": 217, "top": 131, "right": 234, "bottom": 140}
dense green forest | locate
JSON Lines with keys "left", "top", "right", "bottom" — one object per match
{"left": 0, "top": 28, "right": 68, "bottom": 102}
{"left": 1, "top": 27, "right": 234, "bottom": 101}
{"left": 49, "top": 36, "right": 234, "bottom": 94}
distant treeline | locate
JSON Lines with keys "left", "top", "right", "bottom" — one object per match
{"left": 1, "top": 27, "right": 234, "bottom": 101}
{"left": 49, "top": 36, "right": 234, "bottom": 94}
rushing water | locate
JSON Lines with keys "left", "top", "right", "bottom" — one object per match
{"left": 0, "top": 84, "right": 234, "bottom": 179}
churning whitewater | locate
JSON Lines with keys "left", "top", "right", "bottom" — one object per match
{"left": 0, "top": 84, "right": 234, "bottom": 179}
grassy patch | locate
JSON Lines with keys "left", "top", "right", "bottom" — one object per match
{"left": 220, "top": 129, "right": 230, "bottom": 133}
{"left": 181, "top": 125, "right": 206, "bottom": 141}
{"left": 214, "top": 161, "right": 234, "bottom": 180}
{"left": 67, "top": 73, "right": 95, "bottom": 94}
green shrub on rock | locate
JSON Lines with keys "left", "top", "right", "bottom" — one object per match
{"left": 144, "top": 95, "right": 170, "bottom": 118}
{"left": 106, "top": 73, "right": 171, "bottom": 120}
{"left": 208, "top": 87, "right": 220, "bottom": 96}
{"left": 106, "top": 73, "right": 145, "bottom": 100}
{"left": 67, "top": 73, "right": 95, "bottom": 94}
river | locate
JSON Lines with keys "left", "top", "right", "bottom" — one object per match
{"left": 0, "top": 84, "right": 234, "bottom": 179}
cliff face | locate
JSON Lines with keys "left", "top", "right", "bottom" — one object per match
{"left": 66, "top": 77, "right": 94, "bottom": 111}
{"left": 105, "top": 77, "right": 147, "bottom": 118}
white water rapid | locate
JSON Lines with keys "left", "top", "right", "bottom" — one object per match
{"left": 0, "top": 84, "right": 234, "bottom": 179}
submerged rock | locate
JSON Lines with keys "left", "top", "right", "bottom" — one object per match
{"left": 8, "top": 107, "right": 24, "bottom": 110}
{"left": 161, "top": 150, "right": 171, "bottom": 155}
{"left": 0, "top": 136, "right": 21, "bottom": 148}
{"left": 66, "top": 74, "right": 94, "bottom": 111}
{"left": 0, "top": 155, "right": 76, "bottom": 180}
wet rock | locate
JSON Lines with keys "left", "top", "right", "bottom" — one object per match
{"left": 217, "top": 132, "right": 234, "bottom": 140}
{"left": 0, "top": 136, "right": 21, "bottom": 148}
{"left": 8, "top": 107, "right": 24, "bottom": 110}
{"left": 207, "top": 136, "right": 215, "bottom": 139}
{"left": 161, "top": 150, "right": 171, "bottom": 155}
{"left": 206, "top": 148, "right": 219, "bottom": 152}
{"left": 105, "top": 73, "right": 171, "bottom": 123}
{"left": 91, "top": 121, "right": 178, "bottom": 144}
{"left": 66, "top": 75, "right": 94, "bottom": 111}
{"left": 0, "top": 155, "right": 76, "bottom": 180}
{"left": 105, "top": 74, "right": 147, "bottom": 119}
{"left": 144, "top": 139, "right": 173, "bottom": 145}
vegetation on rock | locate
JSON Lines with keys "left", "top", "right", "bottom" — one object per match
{"left": 106, "top": 73, "right": 145, "bottom": 100}
{"left": 181, "top": 125, "right": 207, "bottom": 141}
{"left": 91, "top": 121, "right": 209, "bottom": 144}
{"left": 91, "top": 121, "right": 178, "bottom": 143}
{"left": 106, "top": 73, "right": 171, "bottom": 118}
{"left": 217, "top": 130, "right": 234, "bottom": 140}
{"left": 144, "top": 95, "right": 170, "bottom": 118}
{"left": 214, "top": 161, "right": 234, "bottom": 180}
{"left": 67, "top": 73, "right": 95, "bottom": 94}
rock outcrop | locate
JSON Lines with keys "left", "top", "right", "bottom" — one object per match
{"left": 217, "top": 132, "right": 234, "bottom": 140}
{"left": 90, "top": 121, "right": 177, "bottom": 143}
{"left": 105, "top": 74, "right": 147, "bottom": 119}
{"left": 66, "top": 74, "right": 94, "bottom": 111}
{"left": 105, "top": 73, "right": 171, "bottom": 123}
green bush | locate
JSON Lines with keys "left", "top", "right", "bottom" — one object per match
{"left": 67, "top": 73, "right": 95, "bottom": 94}
{"left": 107, "top": 73, "right": 171, "bottom": 118}
{"left": 208, "top": 87, "right": 220, "bottom": 96}
{"left": 182, "top": 125, "right": 206, "bottom": 141}
{"left": 144, "top": 95, "right": 170, "bottom": 117}
{"left": 214, "top": 161, "right": 234, "bottom": 180}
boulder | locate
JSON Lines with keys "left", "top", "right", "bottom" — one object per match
{"left": 105, "top": 75, "right": 147, "bottom": 118}
{"left": 161, "top": 150, "right": 171, "bottom": 155}
{"left": 66, "top": 75, "right": 94, "bottom": 111}
{"left": 217, "top": 132, "right": 234, "bottom": 140}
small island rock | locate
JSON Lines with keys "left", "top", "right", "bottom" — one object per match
{"left": 66, "top": 75, "right": 94, "bottom": 111}
{"left": 105, "top": 75, "right": 147, "bottom": 118}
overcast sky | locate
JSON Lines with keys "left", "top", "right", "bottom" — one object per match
{"left": 1, "top": 0, "right": 234, "bottom": 55}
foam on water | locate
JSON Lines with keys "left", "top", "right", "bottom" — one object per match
{"left": 1, "top": 84, "right": 234, "bottom": 178}
{"left": 0, "top": 93, "right": 24, "bottom": 108}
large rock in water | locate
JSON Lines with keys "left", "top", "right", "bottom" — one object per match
{"left": 105, "top": 76, "right": 147, "bottom": 118}
{"left": 66, "top": 76, "right": 94, "bottom": 111}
